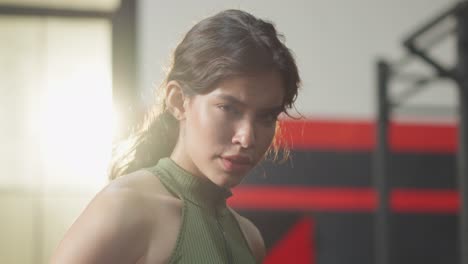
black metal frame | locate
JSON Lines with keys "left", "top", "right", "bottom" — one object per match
{"left": 374, "top": 59, "right": 391, "bottom": 264}
{"left": 374, "top": 1, "right": 468, "bottom": 264}
{"left": 0, "top": 5, "right": 113, "bottom": 18}
{"left": 112, "top": 0, "right": 139, "bottom": 138}
{"left": 457, "top": 3, "right": 468, "bottom": 264}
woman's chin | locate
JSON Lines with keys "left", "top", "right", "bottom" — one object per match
{"left": 211, "top": 172, "right": 246, "bottom": 189}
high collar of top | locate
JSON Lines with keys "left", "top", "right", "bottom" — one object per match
{"left": 156, "top": 158, "right": 232, "bottom": 209}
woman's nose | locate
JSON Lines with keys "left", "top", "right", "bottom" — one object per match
{"left": 232, "top": 120, "right": 256, "bottom": 149}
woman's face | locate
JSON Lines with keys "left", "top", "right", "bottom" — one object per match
{"left": 173, "top": 71, "right": 285, "bottom": 188}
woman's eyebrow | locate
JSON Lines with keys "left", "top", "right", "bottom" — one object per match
{"left": 258, "top": 106, "right": 283, "bottom": 114}
{"left": 215, "top": 94, "right": 283, "bottom": 112}
{"left": 215, "top": 94, "right": 246, "bottom": 106}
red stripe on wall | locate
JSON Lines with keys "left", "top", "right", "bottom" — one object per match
{"left": 277, "top": 119, "right": 457, "bottom": 153}
{"left": 277, "top": 120, "right": 375, "bottom": 151}
{"left": 229, "top": 186, "right": 459, "bottom": 214}
{"left": 392, "top": 189, "right": 459, "bottom": 213}
{"left": 230, "top": 186, "right": 376, "bottom": 212}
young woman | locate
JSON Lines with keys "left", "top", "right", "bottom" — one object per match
{"left": 51, "top": 9, "right": 300, "bottom": 264}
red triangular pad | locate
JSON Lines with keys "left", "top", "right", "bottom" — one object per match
{"left": 263, "top": 216, "right": 315, "bottom": 264}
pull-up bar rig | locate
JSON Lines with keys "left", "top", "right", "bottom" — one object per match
{"left": 374, "top": 1, "right": 468, "bottom": 264}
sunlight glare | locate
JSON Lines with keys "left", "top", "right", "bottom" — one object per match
{"left": 39, "top": 66, "right": 114, "bottom": 190}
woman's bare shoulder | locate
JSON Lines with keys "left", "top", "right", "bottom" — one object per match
{"left": 228, "top": 208, "right": 266, "bottom": 263}
{"left": 51, "top": 169, "right": 181, "bottom": 264}
{"left": 106, "top": 169, "right": 183, "bottom": 218}
{"left": 108, "top": 169, "right": 177, "bottom": 199}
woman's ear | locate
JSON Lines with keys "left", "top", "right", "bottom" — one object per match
{"left": 165, "top": 80, "right": 187, "bottom": 120}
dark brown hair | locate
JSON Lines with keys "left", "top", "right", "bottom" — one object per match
{"left": 109, "top": 9, "right": 301, "bottom": 179}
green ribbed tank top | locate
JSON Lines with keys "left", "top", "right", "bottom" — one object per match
{"left": 147, "top": 158, "right": 258, "bottom": 264}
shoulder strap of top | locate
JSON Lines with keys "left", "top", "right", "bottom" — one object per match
{"left": 147, "top": 165, "right": 183, "bottom": 200}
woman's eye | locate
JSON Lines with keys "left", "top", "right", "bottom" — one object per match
{"left": 218, "top": 105, "right": 238, "bottom": 115}
{"left": 260, "top": 113, "right": 278, "bottom": 124}
{"left": 219, "top": 105, "right": 231, "bottom": 111}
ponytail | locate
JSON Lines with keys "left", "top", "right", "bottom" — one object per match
{"left": 108, "top": 107, "right": 179, "bottom": 180}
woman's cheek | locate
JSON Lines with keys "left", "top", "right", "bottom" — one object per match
{"left": 262, "top": 126, "right": 276, "bottom": 147}
{"left": 196, "top": 105, "right": 231, "bottom": 143}
{"left": 210, "top": 112, "right": 233, "bottom": 142}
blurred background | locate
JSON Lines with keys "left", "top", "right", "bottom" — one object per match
{"left": 0, "top": 0, "right": 466, "bottom": 263}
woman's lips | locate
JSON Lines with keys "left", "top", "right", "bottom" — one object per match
{"left": 220, "top": 155, "right": 253, "bottom": 172}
